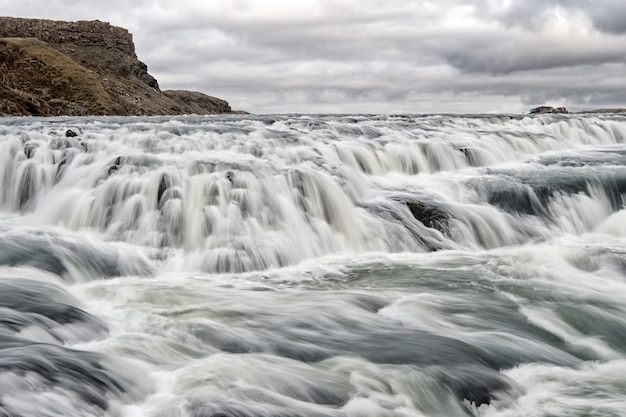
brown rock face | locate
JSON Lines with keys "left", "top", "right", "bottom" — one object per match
{"left": 0, "top": 17, "right": 236, "bottom": 116}
{"left": 162, "top": 90, "right": 232, "bottom": 114}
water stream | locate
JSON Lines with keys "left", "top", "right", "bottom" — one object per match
{"left": 1, "top": 113, "right": 625, "bottom": 416}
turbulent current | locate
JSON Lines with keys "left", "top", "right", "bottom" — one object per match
{"left": 1, "top": 113, "right": 626, "bottom": 417}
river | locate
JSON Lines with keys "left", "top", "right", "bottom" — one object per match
{"left": 1, "top": 114, "right": 625, "bottom": 416}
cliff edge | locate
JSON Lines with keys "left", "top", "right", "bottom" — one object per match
{"left": 0, "top": 17, "right": 237, "bottom": 116}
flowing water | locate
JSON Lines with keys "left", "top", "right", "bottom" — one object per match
{"left": 1, "top": 113, "right": 626, "bottom": 417}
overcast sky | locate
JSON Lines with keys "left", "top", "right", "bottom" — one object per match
{"left": 2, "top": 0, "right": 625, "bottom": 114}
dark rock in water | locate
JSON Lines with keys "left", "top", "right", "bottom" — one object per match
{"left": 23, "top": 143, "right": 36, "bottom": 159}
{"left": 436, "top": 366, "right": 520, "bottom": 407}
{"left": 56, "top": 149, "right": 79, "bottom": 181}
{"left": 458, "top": 147, "right": 479, "bottom": 166}
{"left": 107, "top": 156, "right": 123, "bottom": 176}
{"left": 17, "top": 162, "right": 37, "bottom": 211}
{"left": 157, "top": 173, "right": 173, "bottom": 207}
{"left": 529, "top": 106, "right": 569, "bottom": 114}
{"left": 362, "top": 199, "right": 452, "bottom": 252}
{"left": 65, "top": 129, "right": 78, "bottom": 137}
{"left": 406, "top": 201, "right": 449, "bottom": 234}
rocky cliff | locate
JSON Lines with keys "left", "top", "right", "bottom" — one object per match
{"left": 0, "top": 17, "right": 236, "bottom": 116}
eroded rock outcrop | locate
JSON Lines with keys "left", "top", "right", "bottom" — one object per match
{"left": 163, "top": 90, "right": 232, "bottom": 115}
{"left": 529, "top": 105, "right": 626, "bottom": 115}
{"left": 529, "top": 106, "right": 569, "bottom": 114}
{"left": 0, "top": 17, "right": 237, "bottom": 116}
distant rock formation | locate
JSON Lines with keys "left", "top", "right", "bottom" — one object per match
{"left": 0, "top": 17, "right": 239, "bottom": 116}
{"left": 529, "top": 106, "right": 569, "bottom": 114}
{"left": 576, "top": 108, "right": 626, "bottom": 114}
{"left": 530, "top": 105, "right": 626, "bottom": 115}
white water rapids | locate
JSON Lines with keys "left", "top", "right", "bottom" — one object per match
{"left": 1, "top": 113, "right": 626, "bottom": 416}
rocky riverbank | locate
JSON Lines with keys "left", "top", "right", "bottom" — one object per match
{"left": 0, "top": 17, "right": 240, "bottom": 116}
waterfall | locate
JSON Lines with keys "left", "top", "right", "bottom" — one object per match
{"left": 1, "top": 114, "right": 625, "bottom": 273}
{"left": 1, "top": 113, "right": 626, "bottom": 417}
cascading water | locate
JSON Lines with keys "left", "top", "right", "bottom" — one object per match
{"left": 1, "top": 113, "right": 626, "bottom": 417}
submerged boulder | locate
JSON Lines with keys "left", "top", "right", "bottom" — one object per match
{"left": 406, "top": 201, "right": 450, "bottom": 234}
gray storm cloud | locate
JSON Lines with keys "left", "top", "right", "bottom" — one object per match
{"left": 483, "top": 0, "right": 626, "bottom": 34}
{"left": 1, "top": 0, "right": 625, "bottom": 113}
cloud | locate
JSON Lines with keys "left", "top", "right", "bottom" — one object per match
{"left": 1, "top": 0, "right": 626, "bottom": 113}
{"left": 587, "top": 2, "right": 626, "bottom": 34}
{"left": 482, "top": 0, "right": 626, "bottom": 34}
{"left": 440, "top": 30, "right": 626, "bottom": 74}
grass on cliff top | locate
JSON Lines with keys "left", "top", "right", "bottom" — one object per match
{"left": 1, "top": 37, "right": 121, "bottom": 114}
